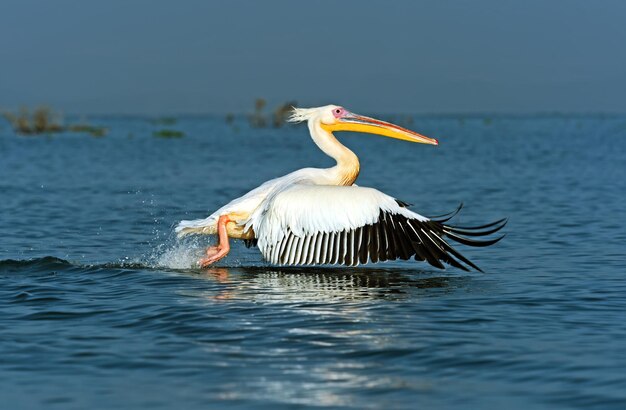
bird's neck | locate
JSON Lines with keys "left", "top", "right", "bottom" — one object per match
{"left": 309, "top": 121, "right": 360, "bottom": 186}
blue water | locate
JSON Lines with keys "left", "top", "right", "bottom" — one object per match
{"left": 1, "top": 114, "right": 625, "bottom": 409}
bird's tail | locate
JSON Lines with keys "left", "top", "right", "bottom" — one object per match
{"left": 175, "top": 217, "right": 217, "bottom": 237}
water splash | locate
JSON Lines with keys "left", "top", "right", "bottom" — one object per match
{"left": 149, "top": 239, "right": 253, "bottom": 269}
{"left": 153, "top": 240, "right": 204, "bottom": 269}
{"left": 133, "top": 230, "right": 213, "bottom": 269}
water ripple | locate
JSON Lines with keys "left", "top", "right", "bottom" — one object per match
{"left": 2, "top": 116, "right": 626, "bottom": 409}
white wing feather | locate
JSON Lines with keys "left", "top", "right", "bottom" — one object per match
{"left": 248, "top": 184, "right": 427, "bottom": 263}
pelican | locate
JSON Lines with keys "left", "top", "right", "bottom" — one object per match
{"left": 176, "top": 105, "right": 505, "bottom": 270}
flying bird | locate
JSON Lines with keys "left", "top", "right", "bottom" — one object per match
{"left": 176, "top": 105, "right": 505, "bottom": 271}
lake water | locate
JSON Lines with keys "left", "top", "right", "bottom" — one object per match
{"left": 1, "top": 113, "right": 625, "bottom": 409}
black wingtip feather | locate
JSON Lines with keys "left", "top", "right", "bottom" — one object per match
{"left": 437, "top": 238, "right": 484, "bottom": 272}
{"left": 448, "top": 218, "right": 508, "bottom": 231}
{"left": 415, "top": 230, "right": 446, "bottom": 269}
{"left": 444, "top": 232, "right": 506, "bottom": 247}
{"left": 444, "top": 220, "right": 507, "bottom": 237}
{"left": 429, "top": 203, "right": 464, "bottom": 223}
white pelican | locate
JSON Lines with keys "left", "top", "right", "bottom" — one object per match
{"left": 176, "top": 105, "right": 505, "bottom": 270}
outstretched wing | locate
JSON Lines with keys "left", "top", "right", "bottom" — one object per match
{"left": 248, "top": 184, "right": 505, "bottom": 271}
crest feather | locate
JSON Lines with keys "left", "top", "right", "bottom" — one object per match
{"left": 287, "top": 107, "right": 318, "bottom": 123}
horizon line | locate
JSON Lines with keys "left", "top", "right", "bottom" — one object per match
{"left": 2, "top": 110, "right": 624, "bottom": 119}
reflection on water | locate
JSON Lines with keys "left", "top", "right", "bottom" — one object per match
{"left": 177, "top": 265, "right": 468, "bottom": 407}
{"left": 191, "top": 266, "right": 467, "bottom": 303}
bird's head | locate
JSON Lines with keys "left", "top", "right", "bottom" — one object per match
{"left": 288, "top": 105, "right": 438, "bottom": 145}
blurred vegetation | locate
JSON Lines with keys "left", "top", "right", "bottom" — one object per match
{"left": 3, "top": 106, "right": 107, "bottom": 137}
{"left": 150, "top": 117, "right": 177, "bottom": 125}
{"left": 2, "top": 101, "right": 315, "bottom": 139}
{"left": 148, "top": 117, "right": 185, "bottom": 139}
{"left": 153, "top": 129, "right": 185, "bottom": 138}
{"left": 272, "top": 101, "right": 296, "bottom": 127}
{"left": 3, "top": 107, "right": 63, "bottom": 134}
{"left": 247, "top": 99, "right": 297, "bottom": 128}
{"left": 249, "top": 98, "right": 267, "bottom": 128}
{"left": 68, "top": 124, "right": 108, "bottom": 137}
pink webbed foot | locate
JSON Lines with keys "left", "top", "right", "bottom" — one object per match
{"left": 198, "top": 245, "right": 230, "bottom": 267}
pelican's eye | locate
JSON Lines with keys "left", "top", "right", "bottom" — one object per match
{"left": 333, "top": 107, "right": 345, "bottom": 118}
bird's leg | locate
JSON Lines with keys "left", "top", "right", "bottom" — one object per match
{"left": 199, "top": 215, "right": 231, "bottom": 267}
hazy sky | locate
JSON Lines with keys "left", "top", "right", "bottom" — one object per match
{"left": 1, "top": 0, "right": 625, "bottom": 114}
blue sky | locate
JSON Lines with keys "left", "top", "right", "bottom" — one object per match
{"left": 1, "top": 0, "right": 625, "bottom": 114}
